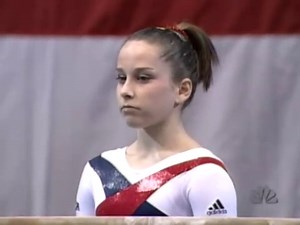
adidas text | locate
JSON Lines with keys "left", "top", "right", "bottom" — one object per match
{"left": 207, "top": 209, "right": 227, "bottom": 216}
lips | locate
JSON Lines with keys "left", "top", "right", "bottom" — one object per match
{"left": 121, "top": 105, "right": 140, "bottom": 111}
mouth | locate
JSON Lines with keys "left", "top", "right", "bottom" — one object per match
{"left": 120, "top": 105, "right": 140, "bottom": 111}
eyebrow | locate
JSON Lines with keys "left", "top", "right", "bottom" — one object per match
{"left": 116, "top": 67, "right": 155, "bottom": 73}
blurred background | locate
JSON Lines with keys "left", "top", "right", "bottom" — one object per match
{"left": 0, "top": 0, "right": 299, "bottom": 217}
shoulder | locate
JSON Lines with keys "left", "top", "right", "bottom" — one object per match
{"left": 184, "top": 147, "right": 231, "bottom": 183}
{"left": 183, "top": 149, "right": 237, "bottom": 216}
{"left": 87, "top": 147, "right": 127, "bottom": 174}
{"left": 78, "top": 147, "right": 127, "bottom": 189}
{"left": 88, "top": 147, "right": 126, "bottom": 164}
{"left": 176, "top": 147, "right": 224, "bottom": 164}
{"left": 187, "top": 163, "right": 232, "bottom": 186}
{"left": 101, "top": 147, "right": 127, "bottom": 160}
{"left": 181, "top": 148, "right": 236, "bottom": 200}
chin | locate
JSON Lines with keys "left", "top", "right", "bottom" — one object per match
{"left": 125, "top": 121, "right": 145, "bottom": 128}
{"left": 125, "top": 118, "right": 151, "bottom": 129}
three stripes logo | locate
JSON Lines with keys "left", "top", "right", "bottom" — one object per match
{"left": 206, "top": 199, "right": 227, "bottom": 216}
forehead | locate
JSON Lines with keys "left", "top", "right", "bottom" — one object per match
{"left": 117, "top": 40, "right": 165, "bottom": 68}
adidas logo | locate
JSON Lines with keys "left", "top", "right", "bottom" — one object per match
{"left": 206, "top": 199, "right": 227, "bottom": 216}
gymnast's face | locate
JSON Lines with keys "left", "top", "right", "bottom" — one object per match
{"left": 116, "top": 40, "right": 179, "bottom": 128}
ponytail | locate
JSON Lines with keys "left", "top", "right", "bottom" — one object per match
{"left": 177, "top": 22, "right": 219, "bottom": 91}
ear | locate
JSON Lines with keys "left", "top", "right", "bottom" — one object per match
{"left": 175, "top": 78, "right": 192, "bottom": 105}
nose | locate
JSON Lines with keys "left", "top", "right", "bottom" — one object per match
{"left": 119, "top": 79, "right": 134, "bottom": 99}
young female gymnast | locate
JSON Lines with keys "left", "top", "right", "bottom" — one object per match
{"left": 76, "top": 22, "right": 237, "bottom": 217}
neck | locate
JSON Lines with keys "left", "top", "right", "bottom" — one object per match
{"left": 131, "top": 113, "right": 199, "bottom": 156}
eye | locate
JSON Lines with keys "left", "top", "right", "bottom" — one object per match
{"left": 137, "top": 74, "right": 152, "bottom": 82}
{"left": 116, "top": 73, "right": 126, "bottom": 83}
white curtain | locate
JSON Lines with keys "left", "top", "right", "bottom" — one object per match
{"left": 0, "top": 35, "right": 299, "bottom": 217}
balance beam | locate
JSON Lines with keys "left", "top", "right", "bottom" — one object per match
{"left": 0, "top": 217, "right": 299, "bottom": 225}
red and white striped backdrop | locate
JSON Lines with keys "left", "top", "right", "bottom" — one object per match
{"left": 0, "top": 0, "right": 299, "bottom": 217}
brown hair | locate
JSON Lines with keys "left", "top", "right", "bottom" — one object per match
{"left": 125, "top": 22, "right": 219, "bottom": 108}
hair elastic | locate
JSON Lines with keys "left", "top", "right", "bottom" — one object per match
{"left": 156, "top": 26, "right": 188, "bottom": 42}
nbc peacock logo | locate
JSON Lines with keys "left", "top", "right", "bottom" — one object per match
{"left": 250, "top": 186, "right": 279, "bottom": 204}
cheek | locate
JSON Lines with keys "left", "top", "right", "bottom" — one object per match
{"left": 146, "top": 84, "right": 176, "bottom": 108}
{"left": 115, "top": 86, "right": 119, "bottom": 96}
{"left": 116, "top": 85, "right": 122, "bottom": 99}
